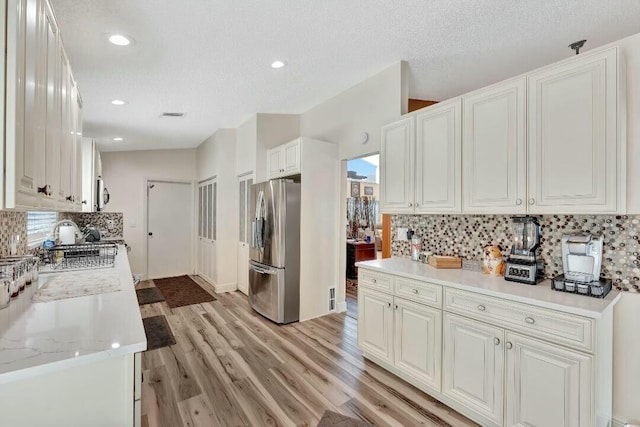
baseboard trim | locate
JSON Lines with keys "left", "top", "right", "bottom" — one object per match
{"left": 214, "top": 282, "right": 237, "bottom": 293}
{"left": 336, "top": 301, "right": 347, "bottom": 313}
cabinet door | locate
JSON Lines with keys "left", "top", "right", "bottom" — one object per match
{"left": 41, "top": 0, "right": 60, "bottom": 209}
{"left": 358, "top": 288, "right": 394, "bottom": 364}
{"left": 463, "top": 78, "right": 526, "bottom": 213}
{"left": 528, "top": 47, "right": 620, "bottom": 213}
{"left": 415, "top": 99, "right": 462, "bottom": 213}
{"left": 5, "top": 0, "right": 41, "bottom": 208}
{"left": 58, "top": 50, "right": 71, "bottom": 205}
{"left": 443, "top": 313, "right": 504, "bottom": 427}
{"left": 394, "top": 298, "right": 442, "bottom": 392}
{"left": 75, "top": 92, "right": 83, "bottom": 210}
{"left": 282, "top": 139, "right": 301, "bottom": 174}
{"left": 506, "top": 332, "right": 593, "bottom": 427}
{"left": 380, "top": 116, "right": 415, "bottom": 213}
{"left": 268, "top": 147, "right": 283, "bottom": 178}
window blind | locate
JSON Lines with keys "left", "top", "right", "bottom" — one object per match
{"left": 27, "top": 211, "right": 58, "bottom": 248}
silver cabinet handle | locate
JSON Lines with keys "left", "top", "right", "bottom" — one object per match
{"left": 525, "top": 317, "right": 535, "bottom": 324}
{"left": 412, "top": 289, "right": 419, "bottom": 294}
{"left": 387, "top": 302, "right": 391, "bottom": 308}
{"left": 494, "top": 337, "right": 500, "bottom": 346}
{"left": 415, "top": 203, "right": 419, "bottom": 207}
{"left": 506, "top": 342, "right": 513, "bottom": 350}
{"left": 516, "top": 198, "right": 522, "bottom": 205}
{"left": 394, "top": 304, "right": 398, "bottom": 310}
{"left": 477, "top": 305, "right": 486, "bottom": 311}
{"left": 529, "top": 198, "right": 535, "bottom": 205}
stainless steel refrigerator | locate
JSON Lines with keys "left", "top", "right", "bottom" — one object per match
{"left": 249, "top": 179, "right": 300, "bottom": 324}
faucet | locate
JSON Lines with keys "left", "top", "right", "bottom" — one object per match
{"left": 51, "top": 220, "right": 82, "bottom": 243}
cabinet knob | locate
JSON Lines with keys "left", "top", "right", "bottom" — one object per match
{"left": 525, "top": 317, "right": 535, "bottom": 324}
{"left": 66, "top": 195, "right": 73, "bottom": 202}
{"left": 387, "top": 302, "right": 391, "bottom": 308}
{"left": 408, "top": 203, "right": 413, "bottom": 207}
{"left": 412, "top": 289, "right": 419, "bottom": 294}
{"left": 494, "top": 337, "right": 501, "bottom": 346}
{"left": 81, "top": 200, "right": 87, "bottom": 205}
{"left": 516, "top": 198, "right": 522, "bottom": 205}
{"left": 506, "top": 341, "right": 513, "bottom": 350}
{"left": 38, "top": 184, "right": 52, "bottom": 197}
{"left": 415, "top": 203, "right": 419, "bottom": 207}
{"left": 477, "top": 304, "right": 486, "bottom": 311}
{"left": 372, "top": 278, "right": 377, "bottom": 284}
{"left": 394, "top": 304, "right": 398, "bottom": 310}
{"left": 528, "top": 198, "right": 535, "bottom": 205}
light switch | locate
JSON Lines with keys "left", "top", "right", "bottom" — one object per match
{"left": 397, "top": 227, "right": 408, "bottom": 241}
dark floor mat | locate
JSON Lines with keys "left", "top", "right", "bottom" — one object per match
{"left": 136, "top": 287, "right": 166, "bottom": 306}
{"left": 152, "top": 275, "right": 216, "bottom": 308}
{"left": 317, "top": 411, "right": 373, "bottom": 427}
{"left": 142, "top": 315, "right": 177, "bottom": 351}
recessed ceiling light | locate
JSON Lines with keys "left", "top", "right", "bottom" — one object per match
{"left": 113, "top": 137, "right": 123, "bottom": 141}
{"left": 111, "top": 99, "right": 128, "bottom": 105}
{"left": 108, "top": 34, "right": 131, "bottom": 46}
{"left": 271, "top": 60, "right": 286, "bottom": 69}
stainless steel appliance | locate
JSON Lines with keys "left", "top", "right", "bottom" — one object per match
{"left": 552, "top": 233, "right": 611, "bottom": 298}
{"left": 504, "top": 216, "right": 544, "bottom": 285}
{"left": 96, "top": 177, "right": 110, "bottom": 211}
{"left": 249, "top": 179, "right": 300, "bottom": 324}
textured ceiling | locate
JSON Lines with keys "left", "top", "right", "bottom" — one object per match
{"left": 51, "top": 0, "right": 640, "bottom": 152}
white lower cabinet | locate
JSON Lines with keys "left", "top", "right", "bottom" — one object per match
{"left": 443, "top": 312, "right": 504, "bottom": 426}
{"left": 506, "top": 332, "right": 592, "bottom": 427}
{"left": 394, "top": 298, "right": 442, "bottom": 392}
{"left": 357, "top": 266, "right": 615, "bottom": 427}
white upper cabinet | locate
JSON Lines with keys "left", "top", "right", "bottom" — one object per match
{"left": 527, "top": 47, "right": 622, "bottom": 214}
{"left": 267, "top": 138, "right": 301, "bottom": 179}
{"left": 463, "top": 78, "right": 526, "bottom": 213}
{"left": 415, "top": 98, "right": 461, "bottom": 213}
{"left": 506, "top": 332, "right": 593, "bottom": 427}
{"left": 380, "top": 116, "right": 415, "bottom": 213}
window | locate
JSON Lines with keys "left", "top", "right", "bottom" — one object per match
{"left": 27, "top": 211, "right": 58, "bottom": 248}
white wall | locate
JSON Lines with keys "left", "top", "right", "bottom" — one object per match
{"left": 236, "top": 116, "right": 257, "bottom": 177}
{"left": 300, "top": 62, "right": 407, "bottom": 161}
{"left": 196, "top": 129, "right": 238, "bottom": 289}
{"left": 101, "top": 149, "right": 197, "bottom": 276}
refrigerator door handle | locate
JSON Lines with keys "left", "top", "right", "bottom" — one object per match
{"left": 249, "top": 262, "right": 276, "bottom": 275}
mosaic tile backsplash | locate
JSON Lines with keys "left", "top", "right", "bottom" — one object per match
{"left": 0, "top": 211, "right": 27, "bottom": 256}
{"left": 60, "top": 212, "right": 123, "bottom": 238}
{"left": 391, "top": 214, "right": 640, "bottom": 292}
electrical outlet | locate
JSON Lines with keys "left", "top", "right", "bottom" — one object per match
{"left": 397, "top": 227, "right": 408, "bottom": 241}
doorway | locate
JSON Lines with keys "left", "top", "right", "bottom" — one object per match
{"left": 345, "top": 154, "right": 381, "bottom": 319}
{"left": 147, "top": 180, "right": 193, "bottom": 280}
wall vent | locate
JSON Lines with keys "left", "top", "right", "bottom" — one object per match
{"left": 161, "top": 112, "right": 185, "bottom": 118}
{"left": 329, "top": 287, "right": 336, "bottom": 311}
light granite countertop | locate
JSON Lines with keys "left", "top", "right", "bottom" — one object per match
{"left": 356, "top": 257, "right": 621, "bottom": 319}
{"left": 0, "top": 245, "right": 146, "bottom": 384}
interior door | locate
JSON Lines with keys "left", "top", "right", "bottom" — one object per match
{"left": 506, "top": 332, "right": 593, "bottom": 427}
{"left": 443, "top": 312, "right": 504, "bottom": 427}
{"left": 197, "top": 178, "right": 217, "bottom": 284}
{"left": 237, "top": 174, "right": 253, "bottom": 295}
{"left": 147, "top": 181, "right": 193, "bottom": 279}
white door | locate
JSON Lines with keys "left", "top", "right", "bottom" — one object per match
{"left": 380, "top": 116, "right": 415, "bottom": 213}
{"left": 394, "top": 297, "right": 442, "bottom": 392}
{"left": 282, "top": 139, "right": 301, "bottom": 174}
{"left": 358, "top": 288, "right": 394, "bottom": 364}
{"left": 528, "top": 47, "right": 620, "bottom": 213}
{"left": 197, "top": 179, "right": 217, "bottom": 284}
{"left": 237, "top": 174, "right": 253, "bottom": 295}
{"left": 147, "top": 181, "right": 193, "bottom": 279}
{"left": 463, "top": 78, "right": 526, "bottom": 213}
{"left": 506, "top": 332, "right": 593, "bottom": 427}
{"left": 443, "top": 312, "right": 504, "bottom": 427}
{"left": 268, "top": 147, "right": 283, "bottom": 178}
{"left": 415, "top": 98, "right": 462, "bottom": 213}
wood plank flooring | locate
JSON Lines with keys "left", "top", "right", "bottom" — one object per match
{"left": 138, "top": 277, "right": 478, "bottom": 427}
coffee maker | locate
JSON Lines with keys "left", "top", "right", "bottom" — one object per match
{"left": 552, "top": 233, "right": 611, "bottom": 298}
{"left": 504, "top": 216, "right": 544, "bottom": 285}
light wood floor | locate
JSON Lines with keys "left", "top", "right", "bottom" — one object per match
{"left": 138, "top": 277, "right": 478, "bottom": 427}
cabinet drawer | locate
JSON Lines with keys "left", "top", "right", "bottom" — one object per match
{"left": 358, "top": 269, "right": 393, "bottom": 293}
{"left": 395, "top": 277, "right": 442, "bottom": 308}
{"left": 444, "top": 288, "right": 594, "bottom": 352}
